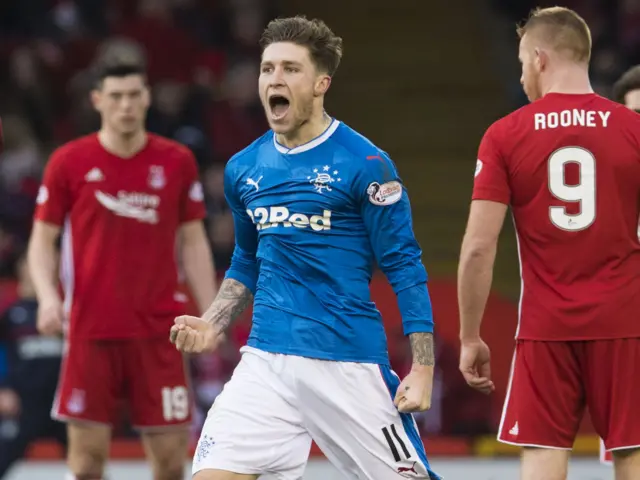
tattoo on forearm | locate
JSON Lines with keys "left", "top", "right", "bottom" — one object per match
{"left": 202, "top": 279, "right": 253, "bottom": 333}
{"left": 409, "top": 332, "right": 435, "bottom": 366}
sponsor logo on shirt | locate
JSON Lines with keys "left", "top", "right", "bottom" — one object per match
{"left": 247, "top": 206, "right": 331, "bottom": 231}
{"left": 95, "top": 190, "right": 160, "bottom": 224}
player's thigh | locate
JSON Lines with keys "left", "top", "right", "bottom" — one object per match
{"left": 298, "top": 359, "right": 438, "bottom": 479}
{"left": 123, "top": 337, "right": 193, "bottom": 429}
{"left": 194, "top": 347, "right": 311, "bottom": 480}
{"left": 584, "top": 338, "right": 640, "bottom": 451}
{"left": 498, "top": 340, "right": 584, "bottom": 449}
{"left": 52, "top": 339, "right": 121, "bottom": 427}
{"left": 612, "top": 448, "right": 640, "bottom": 480}
{"left": 521, "top": 447, "right": 570, "bottom": 480}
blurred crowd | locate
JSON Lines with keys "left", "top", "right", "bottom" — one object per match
{"left": 0, "top": 0, "right": 279, "bottom": 279}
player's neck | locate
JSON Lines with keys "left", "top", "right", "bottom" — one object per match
{"left": 543, "top": 66, "right": 594, "bottom": 97}
{"left": 98, "top": 128, "right": 148, "bottom": 159}
{"left": 276, "top": 111, "right": 332, "bottom": 149}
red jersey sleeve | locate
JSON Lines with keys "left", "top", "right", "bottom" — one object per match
{"left": 472, "top": 122, "right": 511, "bottom": 205}
{"left": 34, "top": 149, "right": 72, "bottom": 226}
{"left": 180, "top": 150, "right": 206, "bottom": 223}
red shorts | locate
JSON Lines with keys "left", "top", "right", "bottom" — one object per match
{"left": 52, "top": 337, "right": 192, "bottom": 429}
{"left": 498, "top": 339, "right": 640, "bottom": 450}
{"left": 600, "top": 439, "right": 613, "bottom": 464}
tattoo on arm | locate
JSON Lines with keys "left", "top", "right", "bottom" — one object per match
{"left": 409, "top": 332, "right": 435, "bottom": 366}
{"left": 202, "top": 279, "right": 253, "bottom": 333}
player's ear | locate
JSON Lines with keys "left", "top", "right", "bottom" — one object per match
{"left": 90, "top": 88, "right": 102, "bottom": 113}
{"left": 314, "top": 75, "right": 331, "bottom": 97}
{"left": 142, "top": 85, "right": 151, "bottom": 109}
{"left": 534, "top": 48, "right": 547, "bottom": 71}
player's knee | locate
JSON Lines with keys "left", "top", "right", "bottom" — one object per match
{"left": 66, "top": 423, "right": 110, "bottom": 476}
{"left": 151, "top": 453, "right": 185, "bottom": 480}
{"left": 521, "top": 447, "right": 569, "bottom": 480}
{"left": 153, "top": 463, "right": 184, "bottom": 480}
{"left": 142, "top": 430, "right": 189, "bottom": 480}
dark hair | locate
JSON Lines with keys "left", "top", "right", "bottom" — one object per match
{"left": 517, "top": 6, "right": 591, "bottom": 63}
{"left": 612, "top": 65, "right": 640, "bottom": 104}
{"left": 260, "top": 16, "right": 343, "bottom": 76}
{"left": 93, "top": 63, "right": 147, "bottom": 89}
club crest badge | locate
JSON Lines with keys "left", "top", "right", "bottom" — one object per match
{"left": 148, "top": 165, "right": 166, "bottom": 190}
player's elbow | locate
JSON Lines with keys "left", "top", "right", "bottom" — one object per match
{"left": 27, "top": 222, "right": 60, "bottom": 259}
{"left": 382, "top": 258, "right": 428, "bottom": 293}
{"left": 459, "top": 237, "right": 497, "bottom": 265}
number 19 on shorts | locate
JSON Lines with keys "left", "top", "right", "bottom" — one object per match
{"left": 161, "top": 386, "right": 189, "bottom": 422}
{"left": 548, "top": 146, "right": 596, "bottom": 231}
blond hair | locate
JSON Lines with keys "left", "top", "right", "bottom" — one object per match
{"left": 517, "top": 7, "right": 592, "bottom": 63}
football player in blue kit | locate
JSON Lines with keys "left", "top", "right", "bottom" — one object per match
{"left": 171, "top": 15, "right": 440, "bottom": 480}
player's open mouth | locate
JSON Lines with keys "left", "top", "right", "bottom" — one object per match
{"left": 268, "top": 95, "right": 290, "bottom": 120}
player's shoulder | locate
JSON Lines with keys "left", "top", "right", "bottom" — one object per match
{"left": 50, "top": 133, "right": 99, "bottom": 162}
{"left": 482, "top": 103, "right": 533, "bottom": 140}
{"left": 225, "top": 130, "right": 273, "bottom": 173}
{"left": 146, "top": 133, "right": 195, "bottom": 163}
{"left": 329, "top": 121, "right": 393, "bottom": 166}
{"left": 46, "top": 134, "right": 101, "bottom": 174}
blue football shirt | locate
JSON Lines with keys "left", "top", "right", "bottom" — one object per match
{"left": 224, "top": 119, "right": 434, "bottom": 364}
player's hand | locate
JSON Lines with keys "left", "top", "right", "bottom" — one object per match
{"left": 169, "top": 315, "right": 223, "bottom": 354}
{"left": 0, "top": 388, "right": 21, "bottom": 417}
{"left": 394, "top": 365, "right": 433, "bottom": 413}
{"left": 459, "top": 338, "right": 495, "bottom": 395}
{"left": 37, "top": 296, "right": 64, "bottom": 336}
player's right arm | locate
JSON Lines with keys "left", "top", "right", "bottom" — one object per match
{"left": 458, "top": 123, "right": 509, "bottom": 394}
{"left": 27, "top": 149, "right": 70, "bottom": 336}
{"left": 171, "top": 160, "right": 258, "bottom": 353}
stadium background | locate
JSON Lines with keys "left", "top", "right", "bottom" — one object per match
{"left": 0, "top": 0, "right": 630, "bottom": 478}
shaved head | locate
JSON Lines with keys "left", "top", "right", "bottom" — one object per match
{"left": 517, "top": 7, "right": 591, "bottom": 64}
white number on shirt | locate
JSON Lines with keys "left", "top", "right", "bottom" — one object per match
{"left": 161, "top": 386, "right": 189, "bottom": 422}
{"left": 548, "top": 147, "right": 596, "bottom": 231}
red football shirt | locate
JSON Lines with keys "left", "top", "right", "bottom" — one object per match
{"left": 473, "top": 93, "right": 640, "bottom": 341}
{"left": 34, "top": 133, "right": 206, "bottom": 340}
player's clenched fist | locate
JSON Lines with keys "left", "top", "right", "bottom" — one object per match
{"left": 394, "top": 366, "right": 434, "bottom": 413}
{"left": 170, "top": 316, "right": 222, "bottom": 354}
{"left": 37, "top": 297, "right": 64, "bottom": 336}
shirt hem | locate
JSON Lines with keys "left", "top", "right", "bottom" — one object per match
{"left": 246, "top": 341, "right": 390, "bottom": 365}
{"left": 516, "top": 333, "right": 640, "bottom": 341}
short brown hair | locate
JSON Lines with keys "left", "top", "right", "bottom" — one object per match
{"left": 517, "top": 7, "right": 592, "bottom": 63}
{"left": 612, "top": 65, "right": 640, "bottom": 104}
{"left": 260, "top": 16, "right": 343, "bottom": 76}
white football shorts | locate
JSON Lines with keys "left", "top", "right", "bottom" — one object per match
{"left": 192, "top": 346, "right": 436, "bottom": 479}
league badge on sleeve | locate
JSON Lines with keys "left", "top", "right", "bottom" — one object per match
{"left": 366, "top": 181, "right": 402, "bottom": 206}
{"left": 189, "top": 181, "right": 204, "bottom": 201}
{"left": 36, "top": 185, "right": 49, "bottom": 205}
{"left": 475, "top": 159, "right": 483, "bottom": 177}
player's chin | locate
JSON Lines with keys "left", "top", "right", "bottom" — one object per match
{"left": 268, "top": 118, "right": 295, "bottom": 135}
